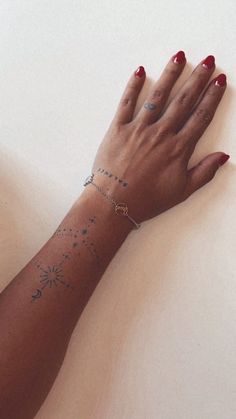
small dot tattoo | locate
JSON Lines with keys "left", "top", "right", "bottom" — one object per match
{"left": 96, "top": 168, "right": 128, "bottom": 187}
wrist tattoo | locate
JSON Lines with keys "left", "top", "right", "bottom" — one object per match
{"left": 31, "top": 216, "right": 100, "bottom": 303}
{"left": 96, "top": 168, "right": 128, "bottom": 187}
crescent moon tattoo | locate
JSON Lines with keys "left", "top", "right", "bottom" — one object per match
{"left": 31, "top": 289, "right": 42, "bottom": 301}
{"left": 31, "top": 216, "right": 100, "bottom": 303}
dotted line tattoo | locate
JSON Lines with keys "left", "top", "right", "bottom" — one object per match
{"left": 54, "top": 216, "right": 99, "bottom": 263}
{"left": 96, "top": 168, "right": 128, "bottom": 187}
{"left": 31, "top": 216, "right": 100, "bottom": 303}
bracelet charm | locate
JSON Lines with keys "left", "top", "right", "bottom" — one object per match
{"left": 83, "top": 173, "right": 141, "bottom": 230}
{"left": 115, "top": 203, "right": 128, "bottom": 216}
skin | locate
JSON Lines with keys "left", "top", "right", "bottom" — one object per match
{"left": 94, "top": 53, "right": 228, "bottom": 222}
{"left": 0, "top": 53, "right": 229, "bottom": 419}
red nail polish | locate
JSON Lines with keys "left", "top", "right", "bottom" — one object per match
{"left": 218, "top": 154, "right": 230, "bottom": 166}
{"left": 172, "top": 50, "right": 185, "bottom": 64}
{"left": 134, "top": 66, "right": 145, "bottom": 78}
{"left": 202, "top": 55, "right": 215, "bottom": 69}
{"left": 215, "top": 73, "right": 227, "bottom": 87}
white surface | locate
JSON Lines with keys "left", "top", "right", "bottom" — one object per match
{"left": 0, "top": 1, "right": 236, "bottom": 418}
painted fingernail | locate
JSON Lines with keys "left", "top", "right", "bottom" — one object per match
{"left": 134, "top": 66, "right": 145, "bottom": 78}
{"left": 214, "top": 73, "right": 227, "bottom": 87}
{"left": 218, "top": 154, "right": 230, "bottom": 166}
{"left": 202, "top": 55, "right": 215, "bottom": 70}
{"left": 173, "top": 50, "right": 185, "bottom": 64}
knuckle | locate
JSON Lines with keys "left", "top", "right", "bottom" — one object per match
{"left": 206, "top": 86, "right": 218, "bottom": 97}
{"left": 176, "top": 91, "right": 189, "bottom": 107}
{"left": 156, "top": 122, "right": 172, "bottom": 141}
{"left": 150, "top": 87, "right": 165, "bottom": 101}
{"left": 166, "top": 66, "right": 179, "bottom": 77}
{"left": 194, "top": 107, "right": 213, "bottom": 124}
{"left": 133, "top": 120, "right": 146, "bottom": 135}
{"left": 128, "top": 80, "right": 138, "bottom": 91}
{"left": 194, "top": 71, "right": 206, "bottom": 83}
{"left": 119, "top": 81, "right": 139, "bottom": 107}
{"left": 192, "top": 65, "right": 206, "bottom": 77}
{"left": 173, "top": 140, "right": 185, "bottom": 158}
{"left": 120, "top": 96, "right": 133, "bottom": 107}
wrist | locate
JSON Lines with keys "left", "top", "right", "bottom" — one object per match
{"left": 77, "top": 183, "right": 134, "bottom": 236}
{"left": 62, "top": 184, "right": 133, "bottom": 272}
{"left": 81, "top": 184, "right": 132, "bottom": 265}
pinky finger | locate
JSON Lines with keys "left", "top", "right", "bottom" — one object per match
{"left": 184, "top": 152, "right": 230, "bottom": 197}
{"left": 113, "top": 66, "right": 146, "bottom": 124}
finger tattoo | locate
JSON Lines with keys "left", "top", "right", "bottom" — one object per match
{"left": 144, "top": 102, "right": 157, "bottom": 111}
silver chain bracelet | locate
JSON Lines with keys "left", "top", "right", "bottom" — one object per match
{"left": 83, "top": 174, "right": 141, "bottom": 229}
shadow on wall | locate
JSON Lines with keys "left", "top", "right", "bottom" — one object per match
{"left": 0, "top": 147, "right": 68, "bottom": 292}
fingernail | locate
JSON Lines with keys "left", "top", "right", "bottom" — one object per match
{"left": 218, "top": 154, "right": 230, "bottom": 166}
{"left": 172, "top": 50, "right": 185, "bottom": 64}
{"left": 214, "top": 73, "right": 227, "bottom": 87}
{"left": 202, "top": 55, "right": 215, "bottom": 69}
{"left": 134, "top": 66, "right": 145, "bottom": 78}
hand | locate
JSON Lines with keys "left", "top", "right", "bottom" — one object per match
{"left": 92, "top": 51, "right": 229, "bottom": 223}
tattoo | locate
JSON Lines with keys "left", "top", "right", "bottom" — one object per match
{"left": 96, "top": 168, "right": 128, "bottom": 187}
{"left": 81, "top": 239, "right": 100, "bottom": 263}
{"left": 31, "top": 257, "right": 74, "bottom": 303}
{"left": 144, "top": 102, "right": 157, "bottom": 111}
{"left": 31, "top": 216, "right": 100, "bottom": 303}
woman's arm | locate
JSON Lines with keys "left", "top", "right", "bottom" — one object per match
{"left": 0, "top": 51, "right": 229, "bottom": 419}
{"left": 0, "top": 186, "right": 132, "bottom": 419}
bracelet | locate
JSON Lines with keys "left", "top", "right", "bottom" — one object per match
{"left": 83, "top": 174, "right": 141, "bottom": 229}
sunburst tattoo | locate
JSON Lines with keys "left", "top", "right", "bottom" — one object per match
{"left": 31, "top": 254, "right": 74, "bottom": 303}
{"left": 31, "top": 216, "right": 100, "bottom": 303}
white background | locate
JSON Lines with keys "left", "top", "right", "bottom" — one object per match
{"left": 0, "top": 1, "right": 236, "bottom": 418}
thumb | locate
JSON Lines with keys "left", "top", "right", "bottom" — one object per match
{"left": 185, "top": 152, "right": 230, "bottom": 197}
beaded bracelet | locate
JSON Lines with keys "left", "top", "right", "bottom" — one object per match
{"left": 83, "top": 174, "right": 141, "bottom": 229}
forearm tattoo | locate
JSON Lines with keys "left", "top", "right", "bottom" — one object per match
{"left": 96, "top": 168, "right": 128, "bottom": 187}
{"left": 31, "top": 216, "right": 100, "bottom": 303}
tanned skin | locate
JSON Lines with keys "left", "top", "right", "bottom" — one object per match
{"left": 0, "top": 52, "right": 229, "bottom": 418}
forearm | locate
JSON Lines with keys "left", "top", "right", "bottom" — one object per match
{"left": 0, "top": 185, "right": 132, "bottom": 419}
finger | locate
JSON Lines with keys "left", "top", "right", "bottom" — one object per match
{"left": 136, "top": 51, "right": 186, "bottom": 125}
{"left": 159, "top": 55, "right": 216, "bottom": 131}
{"left": 178, "top": 74, "right": 227, "bottom": 158}
{"left": 113, "top": 66, "right": 146, "bottom": 124}
{"left": 184, "top": 152, "right": 230, "bottom": 197}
